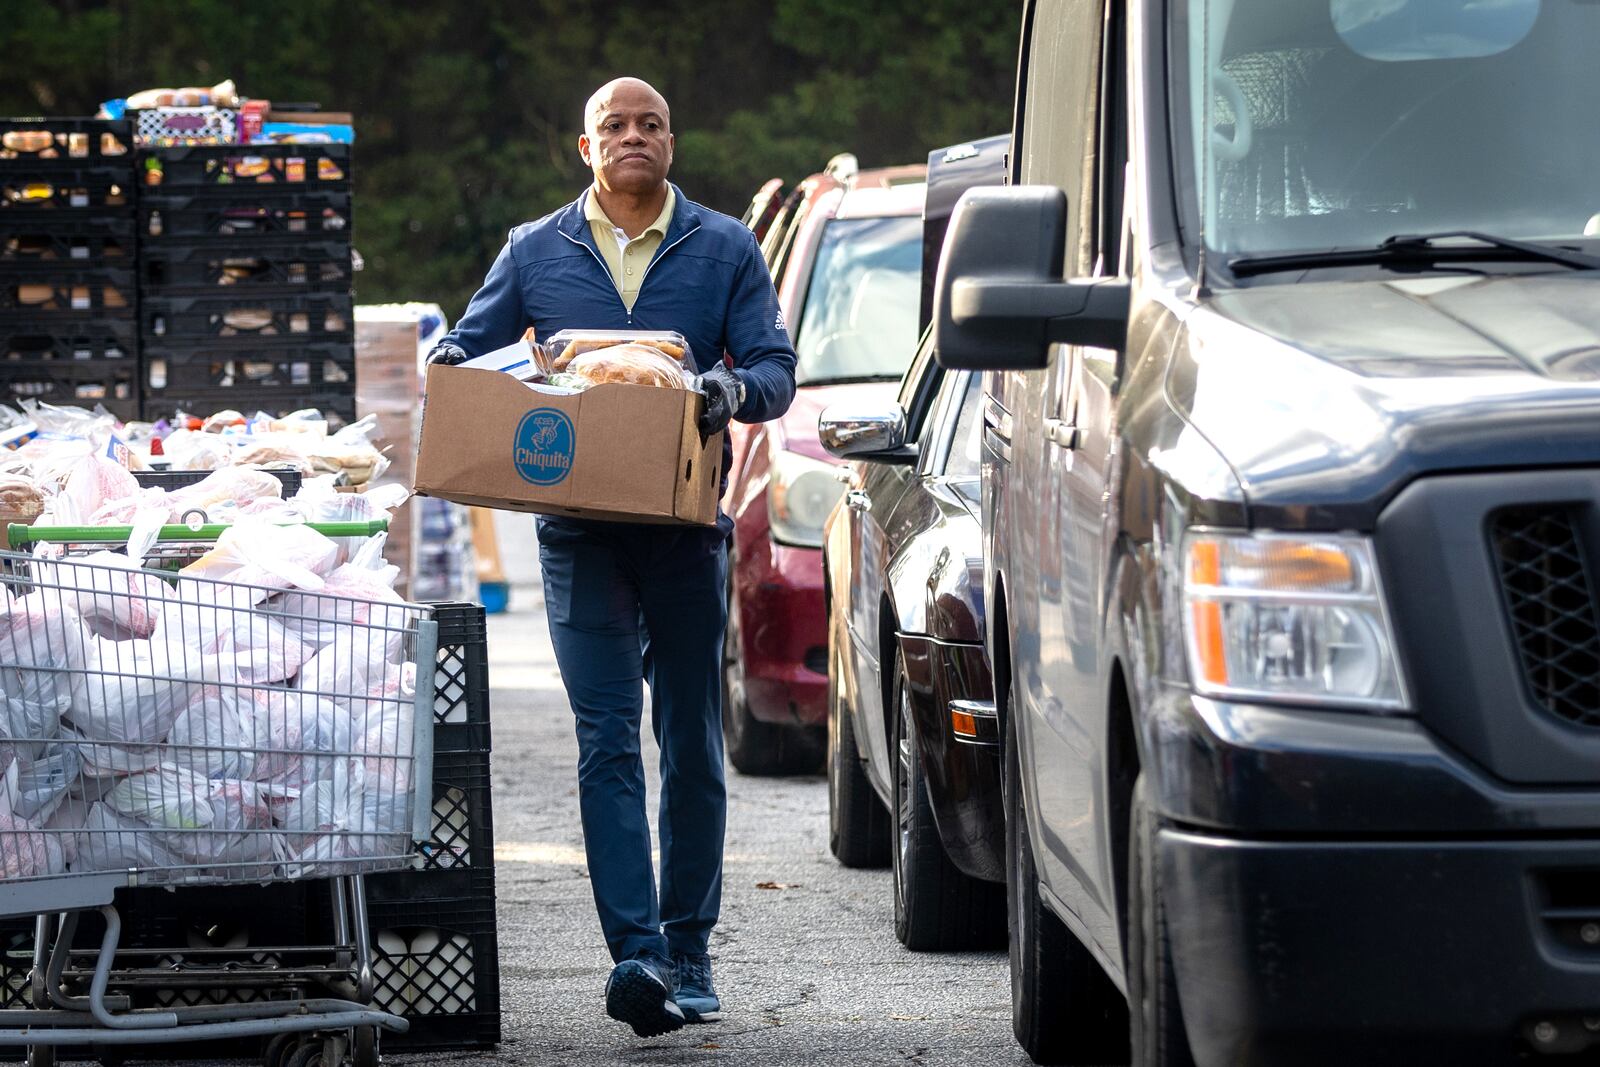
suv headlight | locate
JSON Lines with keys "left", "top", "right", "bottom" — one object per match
{"left": 1182, "top": 531, "right": 1408, "bottom": 710}
{"left": 768, "top": 450, "right": 845, "bottom": 548}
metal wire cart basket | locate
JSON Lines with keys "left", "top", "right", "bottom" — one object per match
{"left": 0, "top": 541, "right": 438, "bottom": 1065}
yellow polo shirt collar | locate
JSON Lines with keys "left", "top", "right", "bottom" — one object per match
{"left": 585, "top": 186, "right": 675, "bottom": 313}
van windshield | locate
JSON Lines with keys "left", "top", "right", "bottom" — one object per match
{"left": 793, "top": 215, "right": 922, "bottom": 386}
{"left": 1171, "top": 0, "right": 1600, "bottom": 262}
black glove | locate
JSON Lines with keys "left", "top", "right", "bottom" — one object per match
{"left": 427, "top": 342, "right": 470, "bottom": 366}
{"left": 694, "top": 363, "right": 745, "bottom": 440}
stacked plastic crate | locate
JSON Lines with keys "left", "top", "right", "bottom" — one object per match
{"left": 0, "top": 119, "right": 140, "bottom": 419}
{"left": 355, "top": 602, "right": 500, "bottom": 1051}
{"left": 136, "top": 141, "right": 356, "bottom": 422}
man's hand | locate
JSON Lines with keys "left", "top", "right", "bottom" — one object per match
{"left": 694, "top": 363, "right": 745, "bottom": 439}
{"left": 427, "top": 342, "right": 470, "bottom": 366}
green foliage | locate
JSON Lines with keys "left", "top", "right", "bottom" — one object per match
{"left": 0, "top": 0, "right": 1019, "bottom": 318}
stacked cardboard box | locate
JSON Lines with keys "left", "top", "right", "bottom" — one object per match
{"left": 355, "top": 302, "right": 444, "bottom": 598}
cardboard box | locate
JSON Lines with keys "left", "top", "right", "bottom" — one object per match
{"left": 414, "top": 365, "right": 723, "bottom": 526}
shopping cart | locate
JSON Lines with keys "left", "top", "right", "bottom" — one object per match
{"left": 0, "top": 537, "right": 438, "bottom": 1067}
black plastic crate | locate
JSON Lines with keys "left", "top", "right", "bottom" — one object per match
{"left": 403, "top": 748, "right": 489, "bottom": 883}
{"left": 0, "top": 117, "right": 135, "bottom": 169}
{"left": 361, "top": 892, "right": 501, "bottom": 1052}
{"left": 0, "top": 212, "right": 136, "bottom": 268}
{"left": 138, "top": 142, "right": 351, "bottom": 192}
{"left": 1, "top": 315, "right": 138, "bottom": 363}
{"left": 144, "top": 387, "right": 356, "bottom": 425}
{"left": 145, "top": 338, "right": 354, "bottom": 393}
{"left": 143, "top": 291, "right": 353, "bottom": 344}
{"left": 140, "top": 189, "right": 351, "bottom": 241}
{"left": 0, "top": 264, "right": 136, "bottom": 314}
{"left": 0, "top": 169, "right": 133, "bottom": 215}
{"left": 134, "top": 467, "right": 303, "bottom": 496}
{"left": 429, "top": 602, "right": 492, "bottom": 752}
{"left": 140, "top": 236, "right": 353, "bottom": 295}
{"left": 0, "top": 357, "right": 138, "bottom": 419}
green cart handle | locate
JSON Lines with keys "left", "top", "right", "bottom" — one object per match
{"left": 6, "top": 519, "right": 390, "bottom": 547}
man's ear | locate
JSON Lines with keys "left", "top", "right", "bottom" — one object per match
{"left": 666, "top": 133, "right": 675, "bottom": 167}
{"left": 578, "top": 133, "right": 593, "bottom": 167}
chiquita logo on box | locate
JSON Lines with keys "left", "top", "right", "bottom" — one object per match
{"left": 513, "top": 408, "right": 576, "bottom": 486}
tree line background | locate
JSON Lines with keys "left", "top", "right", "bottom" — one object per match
{"left": 0, "top": 0, "right": 1020, "bottom": 319}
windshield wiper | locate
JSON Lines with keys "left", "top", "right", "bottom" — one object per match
{"left": 1228, "top": 230, "right": 1600, "bottom": 278}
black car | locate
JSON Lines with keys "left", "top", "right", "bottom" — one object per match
{"left": 821, "top": 331, "right": 1003, "bottom": 950}
{"left": 932, "top": 0, "right": 1600, "bottom": 1064}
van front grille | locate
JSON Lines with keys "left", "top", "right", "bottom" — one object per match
{"left": 1490, "top": 507, "right": 1600, "bottom": 728}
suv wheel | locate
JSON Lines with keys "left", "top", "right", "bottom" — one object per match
{"left": 722, "top": 563, "right": 825, "bottom": 776}
{"left": 892, "top": 651, "right": 1004, "bottom": 950}
{"left": 1004, "top": 682, "right": 1128, "bottom": 1065}
{"left": 1128, "top": 774, "right": 1195, "bottom": 1067}
{"left": 827, "top": 625, "right": 890, "bottom": 867}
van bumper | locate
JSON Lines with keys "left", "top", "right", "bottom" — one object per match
{"left": 1162, "top": 831, "right": 1600, "bottom": 1066}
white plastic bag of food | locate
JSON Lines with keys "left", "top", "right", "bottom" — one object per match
{"left": 179, "top": 519, "right": 340, "bottom": 603}
{"left": 159, "top": 429, "right": 232, "bottom": 471}
{"left": 0, "top": 594, "right": 86, "bottom": 753}
{"left": 220, "top": 611, "right": 316, "bottom": 686}
{"left": 12, "top": 745, "right": 80, "bottom": 822}
{"left": 276, "top": 543, "right": 406, "bottom": 658}
{"left": 236, "top": 687, "right": 314, "bottom": 786}
{"left": 166, "top": 687, "right": 254, "bottom": 780}
{"left": 66, "top": 727, "right": 163, "bottom": 779}
{"left": 30, "top": 516, "right": 168, "bottom": 640}
{"left": 74, "top": 778, "right": 284, "bottom": 875}
{"left": 165, "top": 467, "right": 284, "bottom": 522}
{"left": 0, "top": 759, "right": 65, "bottom": 878}
{"left": 104, "top": 763, "right": 214, "bottom": 829}
{"left": 48, "top": 454, "right": 140, "bottom": 526}
{"left": 66, "top": 633, "right": 199, "bottom": 747}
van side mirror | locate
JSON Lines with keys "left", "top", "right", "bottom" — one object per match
{"left": 933, "top": 186, "right": 1130, "bottom": 370}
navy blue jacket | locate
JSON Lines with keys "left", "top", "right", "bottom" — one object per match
{"left": 442, "top": 184, "right": 797, "bottom": 435}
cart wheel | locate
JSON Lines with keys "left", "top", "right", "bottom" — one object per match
{"left": 263, "top": 1034, "right": 311, "bottom": 1067}
{"left": 285, "top": 1044, "right": 323, "bottom": 1067}
{"left": 25, "top": 1045, "right": 53, "bottom": 1067}
{"left": 352, "top": 1025, "right": 379, "bottom": 1067}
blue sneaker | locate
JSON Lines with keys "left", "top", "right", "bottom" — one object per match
{"left": 604, "top": 957, "right": 685, "bottom": 1037}
{"left": 672, "top": 951, "right": 722, "bottom": 1023}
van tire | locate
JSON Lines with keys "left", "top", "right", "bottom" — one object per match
{"left": 1128, "top": 774, "right": 1196, "bottom": 1067}
{"left": 1005, "top": 684, "right": 1129, "bottom": 1064}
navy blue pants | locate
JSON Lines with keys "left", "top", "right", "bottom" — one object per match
{"left": 536, "top": 518, "right": 728, "bottom": 965}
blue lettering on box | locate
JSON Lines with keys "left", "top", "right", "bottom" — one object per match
{"left": 513, "top": 407, "right": 576, "bottom": 486}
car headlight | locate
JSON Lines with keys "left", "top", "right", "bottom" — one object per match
{"left": 768, "top": 450, "right": 845, "bottom": 548}
{"left": 1182, "top": 531, "right": 1408, "bottom": 710}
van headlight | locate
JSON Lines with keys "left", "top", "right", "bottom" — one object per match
{"left": 1182, "top": 531, "right": 1408, "bottom": 710}
{"left": 768, "top": 451, "right": 845, "bottom": 548}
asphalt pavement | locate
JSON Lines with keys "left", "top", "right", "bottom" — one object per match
{"left": 413, "top": 578, "right": 1034, "bottom": 1066}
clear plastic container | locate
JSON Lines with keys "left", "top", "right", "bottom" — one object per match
{"left": 540, "top": 329, "right": 691, "bottom": 372}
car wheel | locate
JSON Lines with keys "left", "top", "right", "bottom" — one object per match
{"left": 892, "top": 651, "right": 1004, "bottom": 950}
{"left": 1128, "top": 774, "right": 1195, "bottom": 1067}
{"left": 722, "top": 561, "right": 826, "bottom": 776}
{"left": 827, "top": 625, "right": 890, "bottom": 867}
{"left": 1004, "top": 681, "right": 1128, "bottom": 1065}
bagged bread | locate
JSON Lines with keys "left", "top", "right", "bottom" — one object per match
{"left": 567, "top": 344, "right": 692, "bottom": 389}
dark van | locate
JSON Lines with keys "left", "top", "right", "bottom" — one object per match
{"left": 933, "top": 0, "right": 1600, "bottom": 1064}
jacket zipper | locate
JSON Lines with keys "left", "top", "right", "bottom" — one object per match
{"left": 559, "top": 222, "right": 702, "bottom": 324}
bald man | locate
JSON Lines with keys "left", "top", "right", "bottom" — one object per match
{"left": 429, "top": 79, "right": 797, "bottom": 1037}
